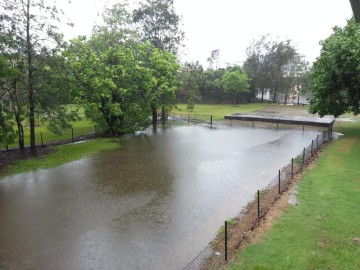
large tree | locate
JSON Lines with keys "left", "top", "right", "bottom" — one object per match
{"left": 176, "top": 61, "right": 205, "bottom": 109}
{"left": 65, "top": 32, "right": 179, "bottom": 134}
{"left": 243, "top": 36, "right": 305, "bottom": 103}
{"left": 133, "top": 0, "right": 184, "bottom": 123}
{"left": 310, "top": 18, "right": 360, "bottom": 117}
{"left": 0, "top": 56, "right": 16, "bottom": 147}
{"left": 133, "top": 0, "right": 184, "bottom": 54}
{"left": 221, "top": 69, "right": 250, "bottom": 105}
{"left": 0, "top": 0, "right": 67, "bottom": 155}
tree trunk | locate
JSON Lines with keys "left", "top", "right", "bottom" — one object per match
{"left": 297, "top": 88, "right": 300, "bottom": 105}
{"left": 272, "top": 84, "right": 277, "bottom": 102}
{"left": 26, "top": 0, "right": 36, "bottom": 156}
{"left": 284, "top": 92, "right": 288, "bottom": 106}
{"left": 261, "top": 88, "right": 264, "bottom": 102}
{"left": 161, "top": 106, "right": 166, "bottom": 122}
{"left": 152, "top": 106, "right": 157, "bottom": 125}
{"left": 15, "top": 116, "right": 24, "bottom": 151}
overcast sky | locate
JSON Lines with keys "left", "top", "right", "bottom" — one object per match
{"left": 61, "top": 0, "right": 353, "bottom": 67}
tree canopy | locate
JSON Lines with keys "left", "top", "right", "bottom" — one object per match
{"left": 221, "top": 69, "right": 250, "bottom": 105}
{"left": 310, "top": 18, "right": 360, "bottom": 117}
{"left": 0, "top": 0, "right": 69, "bottom": 154}
{"left": 243, "top": 36, "right": 308, "bottom": 103}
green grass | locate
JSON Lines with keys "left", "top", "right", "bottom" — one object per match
{"left": 172, "top": 103, "right": 269, "bottom": 121}
{"left": 3, "top": 138, "right": 121, "bottom": 176}
{"left": 227, "top": 116, "right": 360, "bottom": 269}
{"left": 5, "top": 105, "right": 94, "bottom": 150}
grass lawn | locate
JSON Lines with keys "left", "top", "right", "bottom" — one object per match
{"left": 172, "top": 103, "right": 270, "bottom": 121}
{"left": 3, "top": 138, "right": 121, "bottom": 176}
{"left": 6, "top": 109, "right": 95, "bottom": 150}
{"left": 226, "top": 116, "right": 360, "bottom": 269}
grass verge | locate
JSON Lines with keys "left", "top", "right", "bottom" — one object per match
{"left": 3, "top": 138, "right": 121, "bottom": 176}
{"left": 226, "top": 117, "right": 360, "bottom": 269}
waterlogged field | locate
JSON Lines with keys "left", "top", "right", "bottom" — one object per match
{"left": 0, "top": 124, "right": 322, "bottom": 269}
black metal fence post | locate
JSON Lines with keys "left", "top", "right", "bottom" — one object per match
{"left": 210, "top": 115, "right": 213, "bottom": 126}
{"left": 316, "top": 134, "right": 319, "bottom": 148}
{"left": 40, "top": 132, "right": 44, "bottom": 147}
{"left": 291, "top": 158, "right": 294, "bottom": 178}
{"left": 278, "top": 170, "right": 281, "bottom": 194}
{"left": 187, "top": 114, "right": 189, "bottom": 122}
{"left": 225, "top": 221, "right": 228, "bottom": 261}
{"left": 303, "top": 147, "right": 305, "bottom": 165}
{"left": 257, "top": 190, "right": 260, "bottom": 221}
{"left": 71, "top": 128, "right": 74, "bottom": 142}
{"left": 311, "top": 140, "right": 313, "bottom": 155}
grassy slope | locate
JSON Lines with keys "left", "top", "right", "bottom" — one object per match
{"left": 227, "top": 118, "right": 360, "bottom": 269}
{"left": 173, "top": 103, "right": 269, "bottom": 121}
{"left": 3, "top": 138, "right": 121, "bottom": 176}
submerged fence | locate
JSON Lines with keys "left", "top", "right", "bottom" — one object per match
{"left": 170, "top": 113, "right": 213, "bottom": 125}
{"left": 184, "top": 126, "right": 332, "bottom": 270}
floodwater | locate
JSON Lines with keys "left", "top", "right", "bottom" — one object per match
{"left": 0, "top": 124, "right": 320, "bottom": 270}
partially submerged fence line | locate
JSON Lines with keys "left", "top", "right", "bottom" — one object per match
{"left": 184, "top": 126, "right": 332, "bottom": 270}
{"left": 170, "top": 113, "right": 213, "bottom": 126}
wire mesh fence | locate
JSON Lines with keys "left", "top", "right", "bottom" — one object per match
{"left": 170, "top": 113, "right": 213, "bottom": 125}
{"left": 184, "top": 126, "right": 333, "bottom": 270}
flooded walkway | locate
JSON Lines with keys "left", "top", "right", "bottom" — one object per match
{"left": 0, "top": 125, "right": 321, "bottom": 269}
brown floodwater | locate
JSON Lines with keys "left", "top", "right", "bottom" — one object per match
{"left": 0, "top": 125, "right": 320, "bottom": 269}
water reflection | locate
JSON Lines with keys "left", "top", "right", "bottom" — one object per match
{"left": 0, "top": 125, "right": 320, "bottom": 269}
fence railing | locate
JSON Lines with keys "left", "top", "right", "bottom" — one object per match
{"left": 2, "top": 125, "right": 99, "bottom": 151}
{"left": 170, "top": 113, "right": 213, "bottom": 125}
{"left": 184, "top": 127, "right": 332, "bottom": 269}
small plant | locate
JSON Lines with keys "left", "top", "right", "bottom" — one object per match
{"left": 294, "top": 156, "right": 303, "bottom": 165}
{"left": 187, "top": 99, "right": 195, "bottom": 111}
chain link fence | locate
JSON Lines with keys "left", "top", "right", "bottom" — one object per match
{"left": 184, "top": 126, "right": 332, "bottom": 270}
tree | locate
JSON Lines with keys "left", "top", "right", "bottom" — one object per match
{"left": 0, "top": 52, "right": 27, "bottom": 150}
{"left": 243, "top": 36, "right": 301, "bottom": 103}
{"left": 200, "top": 68, "right": 226, "bottom": 103}
{"left": 310, "top": 18, "right": 360, "bottom": 117}
{"left": 0, "top": 102, "right": 16, "bottom": 147}
{"left": 0, "top": 0, "right": 67, "bottom": 155}
{"left": 221, "top": 69, "right": 250, "bottom": 105}
{"left": 176, "top": 61, "right": 204, "bottom": 110}
{"left": 65, "top": 31, "right": 179, "bottom": 134}
{"left": 133, "top": 0, "right": 184, "bottom": 123}
{"left": 0, "top": 57, "right": 16, "bottom": 147}
{"left": 133, "top": 0, "right": 184, "bottom": 54}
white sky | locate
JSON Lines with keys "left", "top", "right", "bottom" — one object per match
{"left": 60, "top": 0, "right": 353, "bottom": 67}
